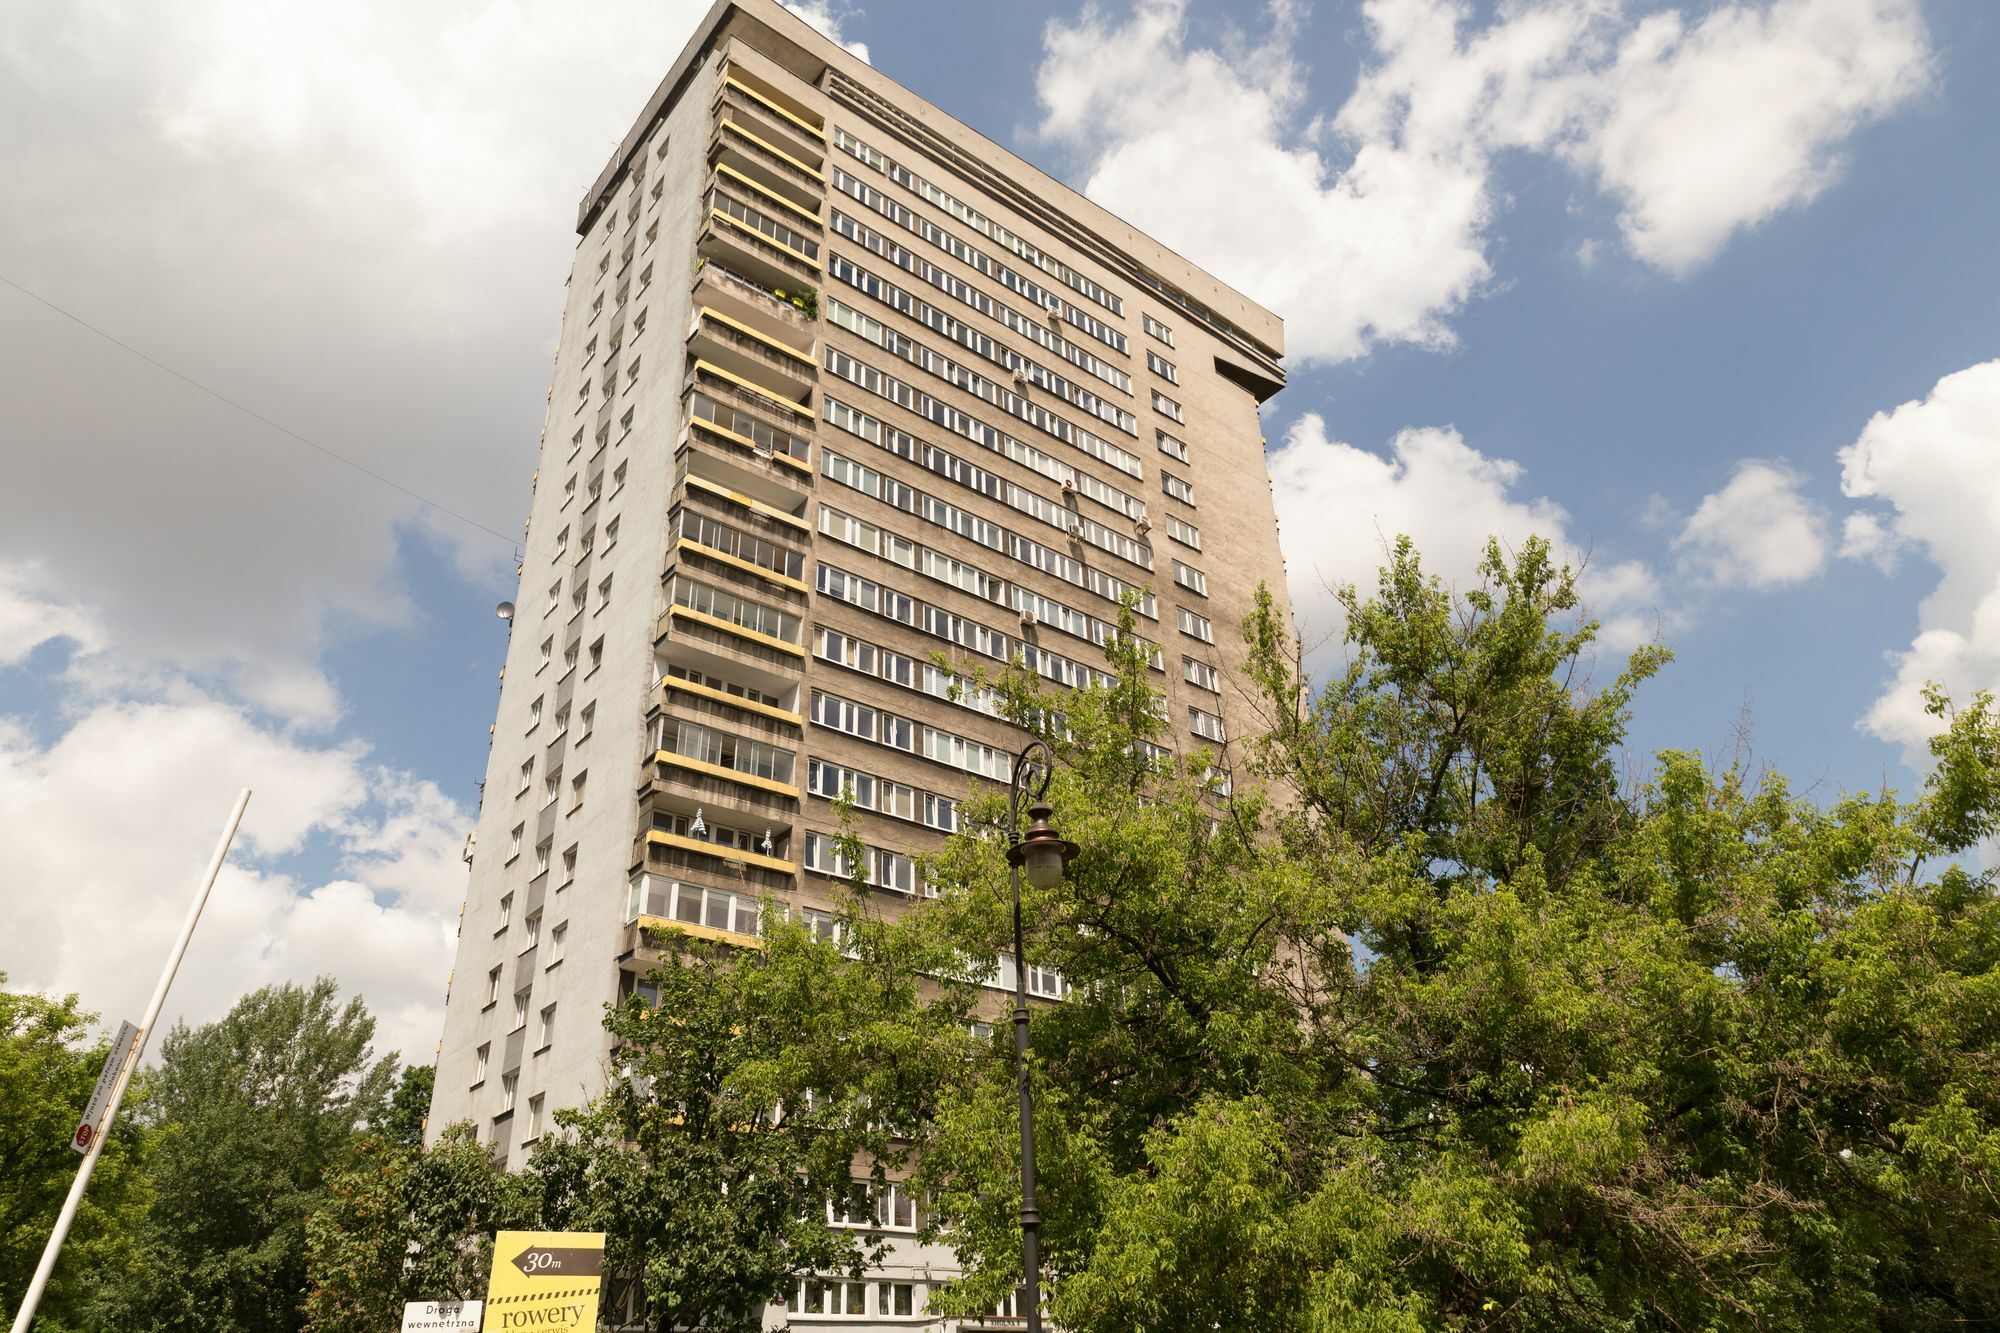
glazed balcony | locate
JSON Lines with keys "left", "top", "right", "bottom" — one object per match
{"left": 687, "top": 307, "right": 815, "bottom": 405}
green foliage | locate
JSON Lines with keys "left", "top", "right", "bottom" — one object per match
{"left": 530, "top": 904, "right": 973, "bottom": 1333}
{"left": 104, "top": 978, "right": 397, "bottom": 1332}
{"left": 301, "top": 1124, "right": 536, "bottom": 1331}
{"left": 907, "top": 536, "right": 2000, "bottom": 1330}
{"left": 0, "top": 978, "right": 152, "bottom": 1332}
{"left": 382, "top": 1062, "right": 435, "bottom": 1152}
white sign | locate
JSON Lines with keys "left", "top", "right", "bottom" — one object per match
{"left": 402, "top": 1301, "right": 482, "bottom": 1331}
{"left": 72, "top": 1020, "right": 140, "bottom": 1154}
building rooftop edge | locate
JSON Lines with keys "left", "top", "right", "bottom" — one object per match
{"left": 573, "top": 0, "right": 1287, "bottom": 372}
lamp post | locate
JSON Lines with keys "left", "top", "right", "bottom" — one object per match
{"left": 1003, "top": 739, "right": 1077, "bottom": 1333}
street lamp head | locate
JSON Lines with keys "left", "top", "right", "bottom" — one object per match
{"left": 1007, "top": 800, "right": 1078, "bottom": 890}
{"left": 495, "top": 601, "right": 515, "bottom": 621}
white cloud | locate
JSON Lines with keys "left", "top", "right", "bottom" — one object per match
{"left": 1035, "top": 0, "right": 1931, "bottom": 363}
{"left": 1575, "top": 0, "right": 1933, "bottom": 274}
{"left": 0, "top": 561, "right": 105, "bottom": 666}
{"left": 782, "top": 0, "right": 873, "bottom": 63}
{"left": 1673, "top": 460, "right": 1829, "bottom": 589}
{"left": 0, "top": 571, "right": 468, "bottom": 1062}
{"left": 1269, "top": 413, "right": 1659, "bottom": 663}
{"left": 0, "top": 0, "right": 720, "bottom": 714}
{"left": 1838, "top": 359, "right": 2000, "bottom": 754}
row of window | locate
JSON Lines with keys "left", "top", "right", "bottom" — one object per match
{"left": 819, "top": 361, "right": 1141, "bottom": 525}
{"left": 628, "top": 874, "right": 765, "bottom": 937}
{"left": 655, "top": 716, "right": 795, "bottom": 785}
{"left": 671, "top": 506, "right": 806, "bottom": 583}
{"left": 809, "top": 686, "right": 1013, "bottom": 781}
{"left": 817, "top": 530, "right": 1153, "bottom": 673}
{"left": 687, "top": 389, "right": 812, "bottom": 463}
{"left": 668, "top": 574, "right": 802, "bottom": 646}
{"left": 822, "top": 193, "right": 1131, "bottom": 395}
{"left": 821, "top": 307, "right": 1145, "bottom": 495}
{"left": 795, "top": 1277, "right": 922, "bottom": 1319}
{"left": 515, "top": 751, "right": 594, "bottom": 808}
{"left": 822, "top": 391, "right": 1151, "bottom": 583}
{"left": 828, "top": 251, "right": 1137, "bottom": 435}
{"left": 832, "top": 129, "right": 1126, "bottom": 322}
{"left": 805, "top": 756, "right": 960, "bottom": 834}
{"left": 801, "top": 830, "right": 923, "bottom": 896}
{"left": 706, "top": 187, "right": 820, "bottom": 262}
{"left": 813, "top": 510, "right": 1136, "bottom": 689}
{"left": 815, "top": 625, "right": 1007, "bottom": 722}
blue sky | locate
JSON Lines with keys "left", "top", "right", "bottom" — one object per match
{"left": 2, "top": 0, "right": 1996, "bottom": 1053}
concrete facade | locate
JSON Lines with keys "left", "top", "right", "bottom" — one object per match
{"left": 429, "top": 3, "right": 1292, "bottom": 1325}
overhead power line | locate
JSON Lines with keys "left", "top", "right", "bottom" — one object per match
{"left": 0, "top": 272, "right": 532, "bottom": 556}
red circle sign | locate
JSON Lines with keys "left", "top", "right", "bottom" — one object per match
{"left": 73, "top": 1123, "right": 94, "bottom": 1150}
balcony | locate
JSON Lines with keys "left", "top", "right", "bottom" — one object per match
{"left": 692, "top": 262, "right": 815, "bottom": 344}
{"left": 697, "top": 212, "right": 820, "bottom": 300}
{"left": 624, "top": 871, "right": 778, "bottom": 957}
{"left": 687, "top": 309, "right": 815, "bottom": 406}
{"left": 681, "top": 472, "right": 811, "bottom": 547}
{"left": 686, "top": 387, "right": 812, "bottom": 474}
{"left": 651, "top": 713, "right": 799, "bottom": 794}
{"left": 713, "top": 80, "right": 826, "bottom": 172}
{"left": 708, "top": 113, "right": 824, "bottom": 212}
{"left": 671, "top": 504, "right": 809, "bottom": 597}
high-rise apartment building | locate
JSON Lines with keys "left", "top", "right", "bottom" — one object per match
{"left": 429, "top": 0, "right": 1290, "bottom": 1321}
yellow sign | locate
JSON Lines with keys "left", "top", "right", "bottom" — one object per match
{"left": 481, "top": 1230, "right": 606, "bottom": 1332}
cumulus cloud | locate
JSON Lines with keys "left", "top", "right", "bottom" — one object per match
{"left": 1837, "top": 359, "right": 2000, "bottom": 754}
{"left": 0, "top": 570, "right": 468, "bottom": 1061}
{"left": 1035, "top": 0, "right": 1931, "bottom": 363}
{"left": 0, "top": 0, "right": 725, "bottom": 718}
{"left": 782, "top": 0, "right": 873, "bottom": 62}
{"left": 1673, "top": 460, "right": 1829, "bottom": 589}
{"left": 1269, "top": 413, "right": 1660, "bottom": 664}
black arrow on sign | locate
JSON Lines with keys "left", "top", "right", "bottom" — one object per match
{"left": 511, "top": 1246, "right": 605, "bottom": 1278}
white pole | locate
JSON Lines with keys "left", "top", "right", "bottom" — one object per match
{"left": 7, "top": 788, "right": 251, "bottom": 1333}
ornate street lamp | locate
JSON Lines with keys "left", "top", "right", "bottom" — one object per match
{"left": 1003, "top": 739, "right": 1077, "bottom": 1332}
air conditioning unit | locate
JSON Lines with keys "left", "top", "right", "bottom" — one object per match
{"left": 1068, "top": 518, "right": 1085, "bottom": 538}
{"left": 1012, "top": 369, "right": 1031, "bottom": 387}
{"left": 1134, "top": 517, "right": 1152, "bottom": 536}
{"left": 1020, "top": 609, "right": 1038, "bottom": 627}
{"left": 1060, "top": 476, "right": 1077, "bottom": 495}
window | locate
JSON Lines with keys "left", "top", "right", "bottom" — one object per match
{"left": 875, "top": 1182, "right": 918, "bottom": 1231}
{"left": 570, "top": 770, "right": 587, "bottom": 809}
{"left": 879, "top": 1284, "right": 917, "bottom": 1317}
{"left": 499, "top": 1072, "right": 518, "bottom": 1117}
{"left": 507, "top": 825, "right": 524, "bottom": 861}
{"left": 485, "top": 967, "right": 502, "bottom": 1005}
{"left": 560, "top": 846, "right": 577, "bottom": 886}
{"left": 603, "top": 516, "right": 620, "bottom": 549}
{"left": 548, "top": 921, "right": 568, "bottom": 966}
{"left": 524, "top": 1093, "right": 544, "bottom": 1140}
{"left": 533, "top": 841, "right": 551, "bottom": 876}
{"left": 1151, "top": 389, "right": 1183, "bottom": 423}
{"left": 1157, "top": 431, "right": 1189, "bottom": 463}
{"left": 1191, "top": 705, "right": 1227, "bottom": 743}
{"left": 527, "top": 696, "right": 544, "bottom": 730}
{"left": 570, "top": 580, "right": 587, "bottom": 615}
{"left": 797, "top": 1279, "right": 867, "bottom": 1316}
{"left": 563, "top": 474, "right": 577, "bottom": 506}
{"left": 543, "top": 767, "right": 561, "bottom": 806}
{"left": 537, "top": 636, "right": 553, "bottom": 671}
{"left": 1184, "top": 657, "right": 1220, "bottom": 691}
{"left": 472, "top": 1043, "right": 489, "bottom": 1086}
{"left": 1147, "top": 350, "right": 1178, "bottom": 384}
{"left": 1179, "top": 607, "right": 1214, "bottom": 643}
{"left": 1162, "top": 472, "right": 1195, "bottom": 506}
{"left": 537, "top": 1004, "right": 557, "bottom": 1050}
{"left": 611, "top": 461, "right": 627, "bottom": 494}
{"left": 555, "top": 525, "right": 570, "bottom": 552}
{"left": 562, "top": 643, "right": 579, "bottom": 675}
{"left": 1143, "top": 312, "right": 1175, "bottom": 345}
{"left": 547, "top": 580, "right": 561, "bottom": 614}
{"left": 596, "top": 575, "right": 612, "bottom": 611}
{"left": 588, "top": 638, "right": 604, "bottom": 672}
{"left": 524, "top": 911, "right": 543, "bottom": 950}
{"left": 554, "top": 703, "right": 571, "bottom": 735}
{"left": 512, "top": 990, "right": 530, "bottom": 1032}
{"left": 1167, "top": 514, "right": 1202, "bottom": 550}
{"left": 580, "top": 702, "right": 596, "bottom": 737}
{"left": 517, "top": 758, "right": 535, "bottom": 797}
{"left": 578, "top": 525, "right": 594, "bottom": 556}
{"left": 1173, "top": 560, "right": 1208, "bottom": 596}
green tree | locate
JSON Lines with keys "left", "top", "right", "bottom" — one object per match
{"left": 906, "top": 538, "right": 2000, "bottom": 1331}
{"left": 301, "top": 1123, "right": 536, "bottom": 1331}
{"left": 0, "top": 978, "right": 152, "bottom": 1332}
{"left": 531, "top": 894, "right": 973, "bottom": 1333}
{"left": 382, "top": 1062, "right": 435, "bottom": 1152}
{"left": 104, "top": 978, "right": 396, "bottom": 1332}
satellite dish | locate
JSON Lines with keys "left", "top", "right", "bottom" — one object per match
{"left": 496, "top": 602, "right": 515, "bottom": 621}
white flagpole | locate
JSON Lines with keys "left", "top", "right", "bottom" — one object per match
{"left": 7, "top": 788, "right": 251, "bottom": 1333}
